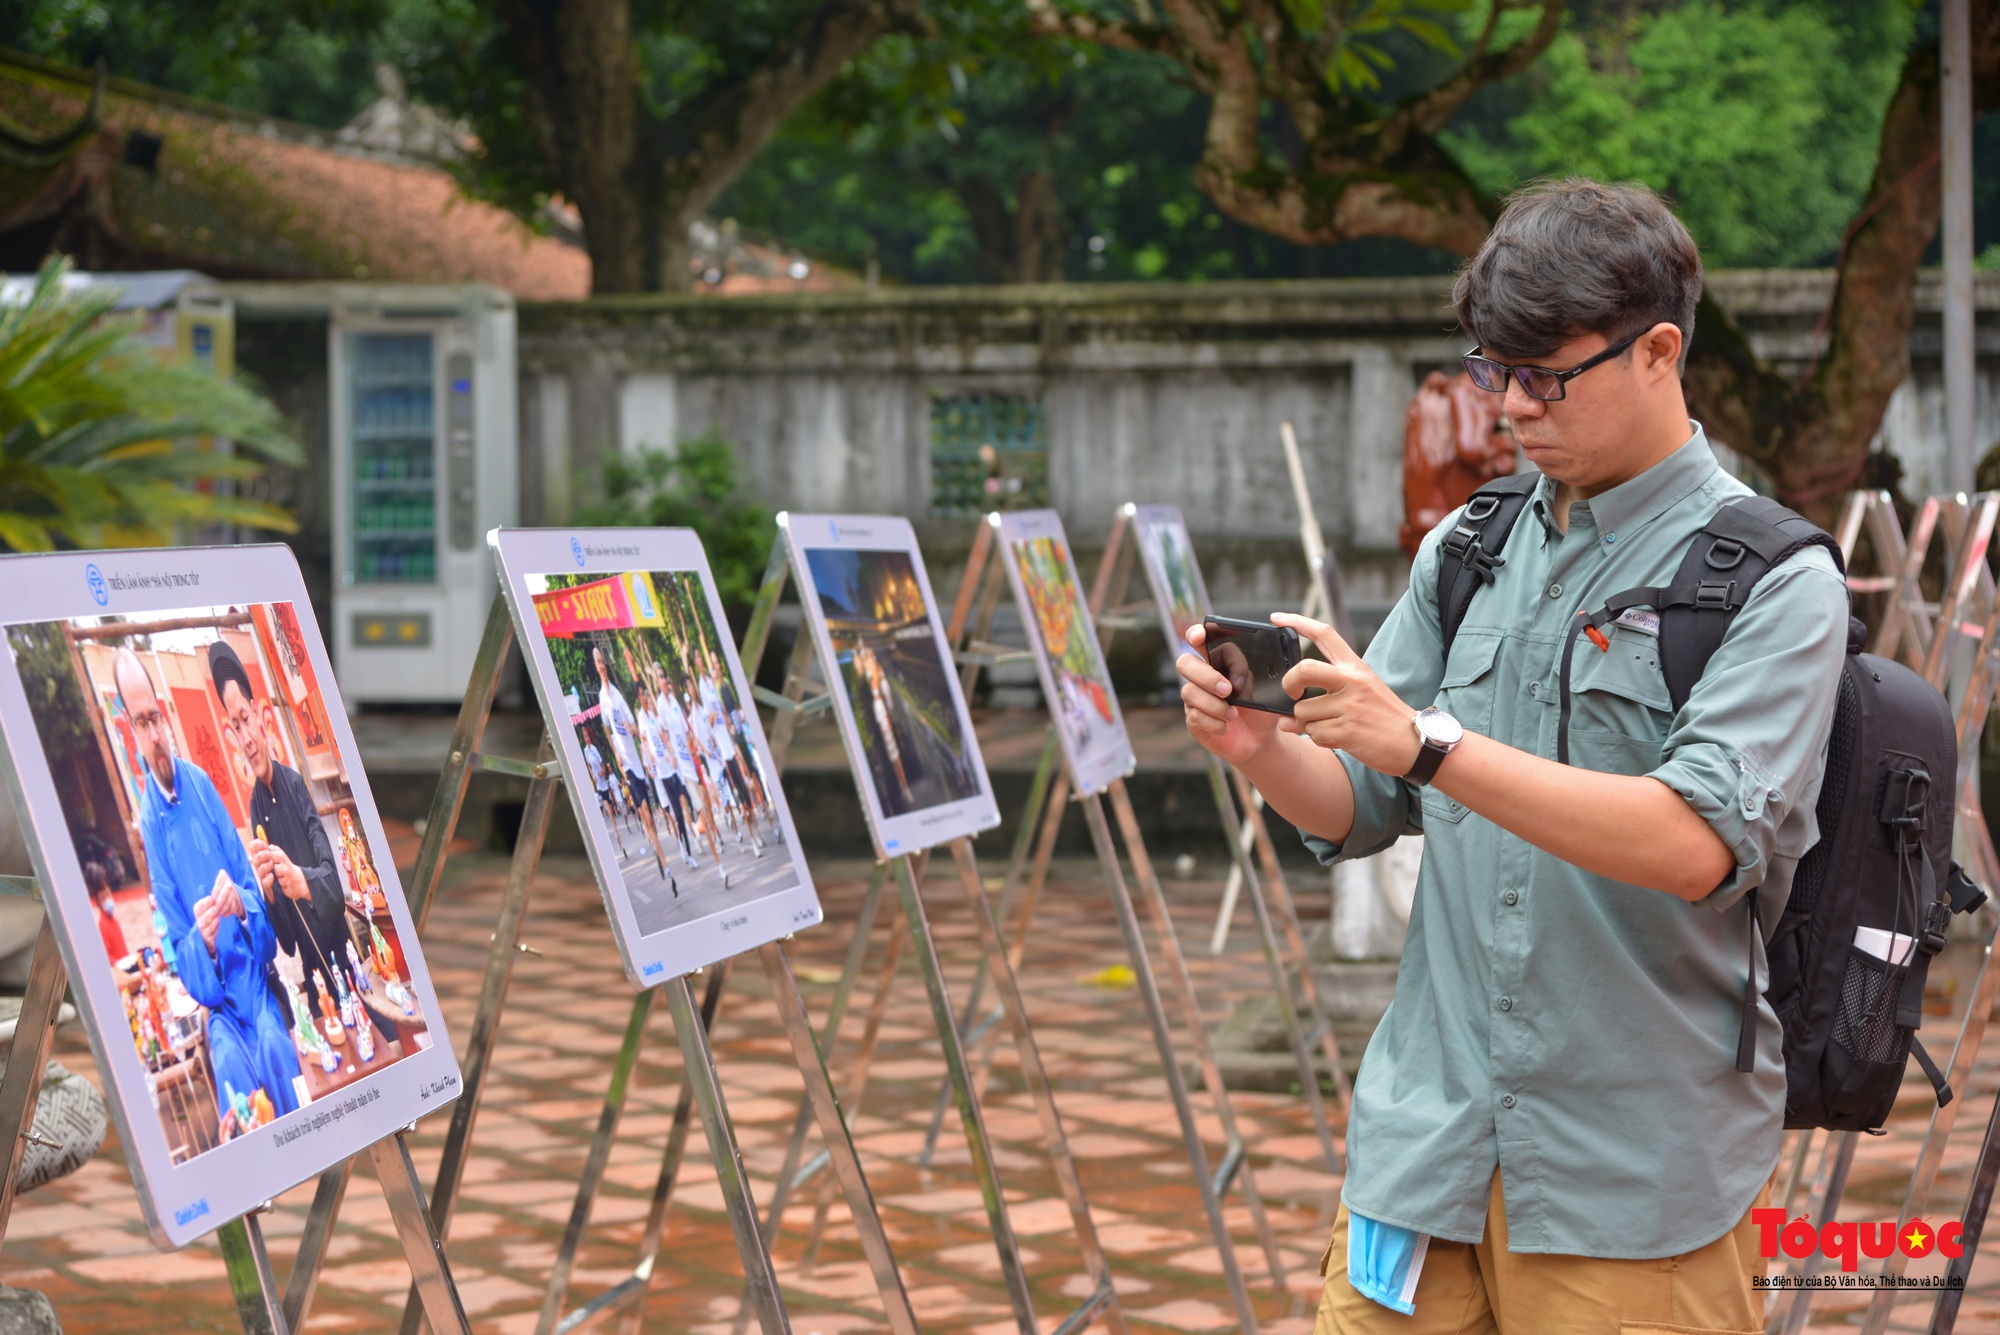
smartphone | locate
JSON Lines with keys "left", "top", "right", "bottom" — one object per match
{"left": 1201, "top": 616, "right": 1304, "bottom": 715}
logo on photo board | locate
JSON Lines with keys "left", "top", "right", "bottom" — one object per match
{"left": 570, "top": 536, "right": 586, "bottom": 568}
{"left": 85, "top": 563, "right": 107, "bottom": 606}
{"left": 628, "top": 573, "right": 659, "bottom": 623}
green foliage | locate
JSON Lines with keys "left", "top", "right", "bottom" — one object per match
{"left": 718, "top": 31, "right": 1334, "bottom": 283}
{"left": 581, "top": 433, "right": 773, "bottom": 613}
{"left": 4, "top": 0, "right": 394, "bottom": 128}
{"left": 5, "top": 620, "right": 94, "bottom": 757}
{"left": 1443, "top": 0, "right": 1920, "bottom": 267}
{"left": 0, "top": 256, "right": 304, "bottom": 553}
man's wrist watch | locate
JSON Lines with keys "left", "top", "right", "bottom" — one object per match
{"left": 1405, "top": 705, "right": 1464, "bottom": 786}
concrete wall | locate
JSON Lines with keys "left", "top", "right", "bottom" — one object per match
{"left": 516, "top": 270, "right": 2000, "bottom": 614}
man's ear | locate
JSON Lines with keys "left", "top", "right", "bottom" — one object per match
{"left": 1639, "top": 322, "right": 1683, "bottom": 380}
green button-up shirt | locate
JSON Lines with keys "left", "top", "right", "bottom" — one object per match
{"left": 1307, "top": 425, "right": 1849, "bottom": 1258}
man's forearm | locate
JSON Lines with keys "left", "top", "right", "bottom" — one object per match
{"left": 1430, "top": 733, "right": 1733, "bottom": 900}
{"left": 1235, "top": 732, "right": 1360, "bottom": 846}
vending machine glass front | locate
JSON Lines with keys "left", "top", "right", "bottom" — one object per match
{"left": 347, "top": 332, "right": 438, "bottom": 585}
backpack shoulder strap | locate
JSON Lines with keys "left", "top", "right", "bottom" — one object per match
{"left": 1656, "top": 497, "right": 1846, "bottom": 711}
{"left": 1436, "top": 472, "right": 1540, "bottom": 660}
{"left": 1555, "top": 497, "right": 1846, "bottom": 766}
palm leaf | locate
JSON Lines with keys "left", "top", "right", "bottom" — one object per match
{"left": 0, "top": 254, "right": 302, "bottom": 553}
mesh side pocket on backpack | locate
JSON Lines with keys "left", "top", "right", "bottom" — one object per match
{"left": 1820, "top": 945, "right": 1916, "bottom": 1127}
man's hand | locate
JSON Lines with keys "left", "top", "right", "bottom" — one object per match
{"left": 1177, "top": 623, "right": 1284, "bottom": 767}
{"left": 249, "top": 840, "right": 309, "bottom": 903}
{"left": 1274, "top": 614, "right": 1425, "bottom": 778}
{"left": 193, "top": 894, "right": 221, "bottom": 952}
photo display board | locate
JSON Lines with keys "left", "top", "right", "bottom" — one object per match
{"left": 0, "top": 546, "right": 459, "bottom": 1249}
{"left": 781, "top": 513, "right": 1000, "bottom": 859}
{"left": 1130, "top": 504, "right": 1215, "bottom": 661}
{"left": 490, "top": 529, "right": 822, "bottom": 986}
{"left": 994, "top": 510, "right": 1135, "bottom": 799}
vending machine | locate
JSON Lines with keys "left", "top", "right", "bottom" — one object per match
{"left": 326, "top": 285, "right": 517, "bottom": 702}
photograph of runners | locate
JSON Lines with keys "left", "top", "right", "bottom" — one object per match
{"left": 783, "top": 513, "right": 998, "bottom": 858}
{"left": 492, "top": 528, "right": 822, "bottom": 985}
{"left": 1131, "top": 504, "right": 1214, "bottom": 662}
{"left": 0, "top": 546, "right": 460, "bottom": 1247}
{"left": 997, "top": 509, "right": 1136, "bottom": 798}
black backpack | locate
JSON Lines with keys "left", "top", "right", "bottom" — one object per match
{"left": 1437, "top": 473, "right": 1988, "bottom": 1132}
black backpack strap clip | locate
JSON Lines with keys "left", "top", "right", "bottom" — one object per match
{"left": 1947, "top": 861, "right": 1989, "bottom": 915}
{"left": 1436, "top": 473, "right": 1539, "bottom": 662}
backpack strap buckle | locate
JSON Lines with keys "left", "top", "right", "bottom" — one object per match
{"left": 1695, "top": 580, "right": 1737, "bottom": 611}
{"left": 1443, "top": 525, "right": 1507, "bottom": 587}
{"left": 1922, "top": 899, "right": 1952, "bottom": 957}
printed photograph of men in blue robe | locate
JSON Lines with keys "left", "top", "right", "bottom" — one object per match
{"left": 114, "top": 647, "right": 303, "bottom": 1130}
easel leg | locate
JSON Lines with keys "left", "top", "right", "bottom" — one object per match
{"left": 1081, "top": 794, "right": 1259, "bottom": 1332}
{"left": 919, "top": 734, "right": 1067, "bottom": 1167}
{"left": 397, "top": 735, "right": 561, "bottom": 1335}
{"left": 535, "top": 990, "right": 657, "bottom": 1335}
{"left": 1207, "top": 759, "right": 1344, "bottom": 1172}
{"left": 894, "top": 853, "right": 1040, "bottom": 1335}
{"left": 663, "top": 973, "right": 790, "bottom": 1335}
{"left": 937, "top": 842, "right": 1130, "bottom": 1335}
{"left": 285, "top": 597, "right": 515, "bottom": 1329}
{"left": 757, "top": 939, "right": 919, "bottom": 1335}
{"left": 1107, "top": 779, "right": 1287, "bottom": 1284}
{"left": 1932, "top": 1078, "right": 2000, "bottom": 1333}
{"left": 279, "top": 1165, "right": 349, "bottom": 1327}
{"left": 1231, "top": 766, "right": 1353, "bottom": 1109}
{"left": 0, "top": 920, "right": 65, "bottom": 1246}
{"left": 1777, "top": 1130, "right": 1858, "bottom": 1335}
{"left": 219, "top": 1210, "right": 289, "bottom": 1335}
{"left": 737, "top": 864, "right": 890, "bottom": 1293}
{"left": 372, "top": 1130, "right": 474, "bottom": 1335}
{"left": 612, "top": 962, "right": 733, "bottom": 1335}
{"left": 796, "top": 898, "right": 904, "bottom": 1275}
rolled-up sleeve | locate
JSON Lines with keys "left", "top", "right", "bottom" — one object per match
{"left": 1647, "top": 548, "right": 1850, "bottom": 911}
{"left": 1301, "top": 514, "right": 1458, "bottom": 867}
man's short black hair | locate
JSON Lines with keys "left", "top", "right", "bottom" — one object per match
{"left": 208, "top": 640, "right": 254, "bottom": 708}
{"left": 1452, "top": 177, "right": 1702, "bottom": 369}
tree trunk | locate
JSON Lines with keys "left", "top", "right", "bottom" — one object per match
{"left": 1686, "top": 6, "right": 1999, "bottom": 525}
{"left": 954, "top": 167, "right": 1065, "bottom": 284}
{"left": 491, "top": 0, "right": 926, "bottom": 294}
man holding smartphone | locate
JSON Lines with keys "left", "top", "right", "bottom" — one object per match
{"left": 1179, "top": 179, "right": 1848, "bottom": 1332}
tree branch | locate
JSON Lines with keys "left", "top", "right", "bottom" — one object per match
{"left": 1022, "top": 0, "right": 1183, "bottom": 59}
{"left": 655, "top": 0, "right": 932, "bottom": 226}
{"left": 1397, "top": 0, "right": 1566, "bottom": 141}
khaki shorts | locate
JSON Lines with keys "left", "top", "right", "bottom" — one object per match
{"left": 1313, "top": 1168, "right": 1776, "bottom": 1335}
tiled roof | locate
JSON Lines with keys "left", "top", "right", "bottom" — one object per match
{"left": 0, "top": 50, "right": 861, "bottom": 301}
{"left": 0, "top": 51, "right": 590, "bottom": 298}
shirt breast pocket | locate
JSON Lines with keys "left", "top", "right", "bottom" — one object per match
{"left": 1422, "top": 631, "right": 1504, "bottom": 826}
{"left": 1564, "top": 628, "right": 1671, "bottom": 776}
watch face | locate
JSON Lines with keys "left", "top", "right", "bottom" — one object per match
{"left": 1417, "top": 708, "right": 1464, "bottom": 746}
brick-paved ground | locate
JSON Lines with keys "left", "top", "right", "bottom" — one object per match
{"left": 5, "top": 831, "right": 2000, "bottom": 1331}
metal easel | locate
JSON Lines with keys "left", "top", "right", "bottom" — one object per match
{"left": 726, "top": 527, "right": 1126, "bottom": 1335}
{"left": 528, "top": 546, "right": 916, "bottom": 1335}
{"left": 1207, "top": 422, "right": 1356, "bottom": 956}
{"left": 1765, "top": 491, "right": 2000, "bottom": 1334}
{"left": 1099, "top": 503, "right": 1352, "bottom": 1157}
{"left": 279, "top": 592, "right": 909, "bottom": 1335}
{"left": 0, "top": 877, "right": 474, "bottom": 1335}
{"left": 958, "top": 509, "right": 1294, "bottom": 1330}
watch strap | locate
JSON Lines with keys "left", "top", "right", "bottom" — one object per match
{"left": 1405, "top": 738, "right": 1448, "bottom": 787}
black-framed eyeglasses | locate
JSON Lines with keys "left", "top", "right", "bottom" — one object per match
{"left": 1462, "top": 330, "right": 1643, "bottom": 402}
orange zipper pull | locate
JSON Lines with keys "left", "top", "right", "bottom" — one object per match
{"left": 1584, "top": 625, "right": 1610, "bottom": 652}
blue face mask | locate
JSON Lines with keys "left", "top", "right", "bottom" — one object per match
{"left": 1348, "top": 1210, "right": 1431, "bottom": 1316}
